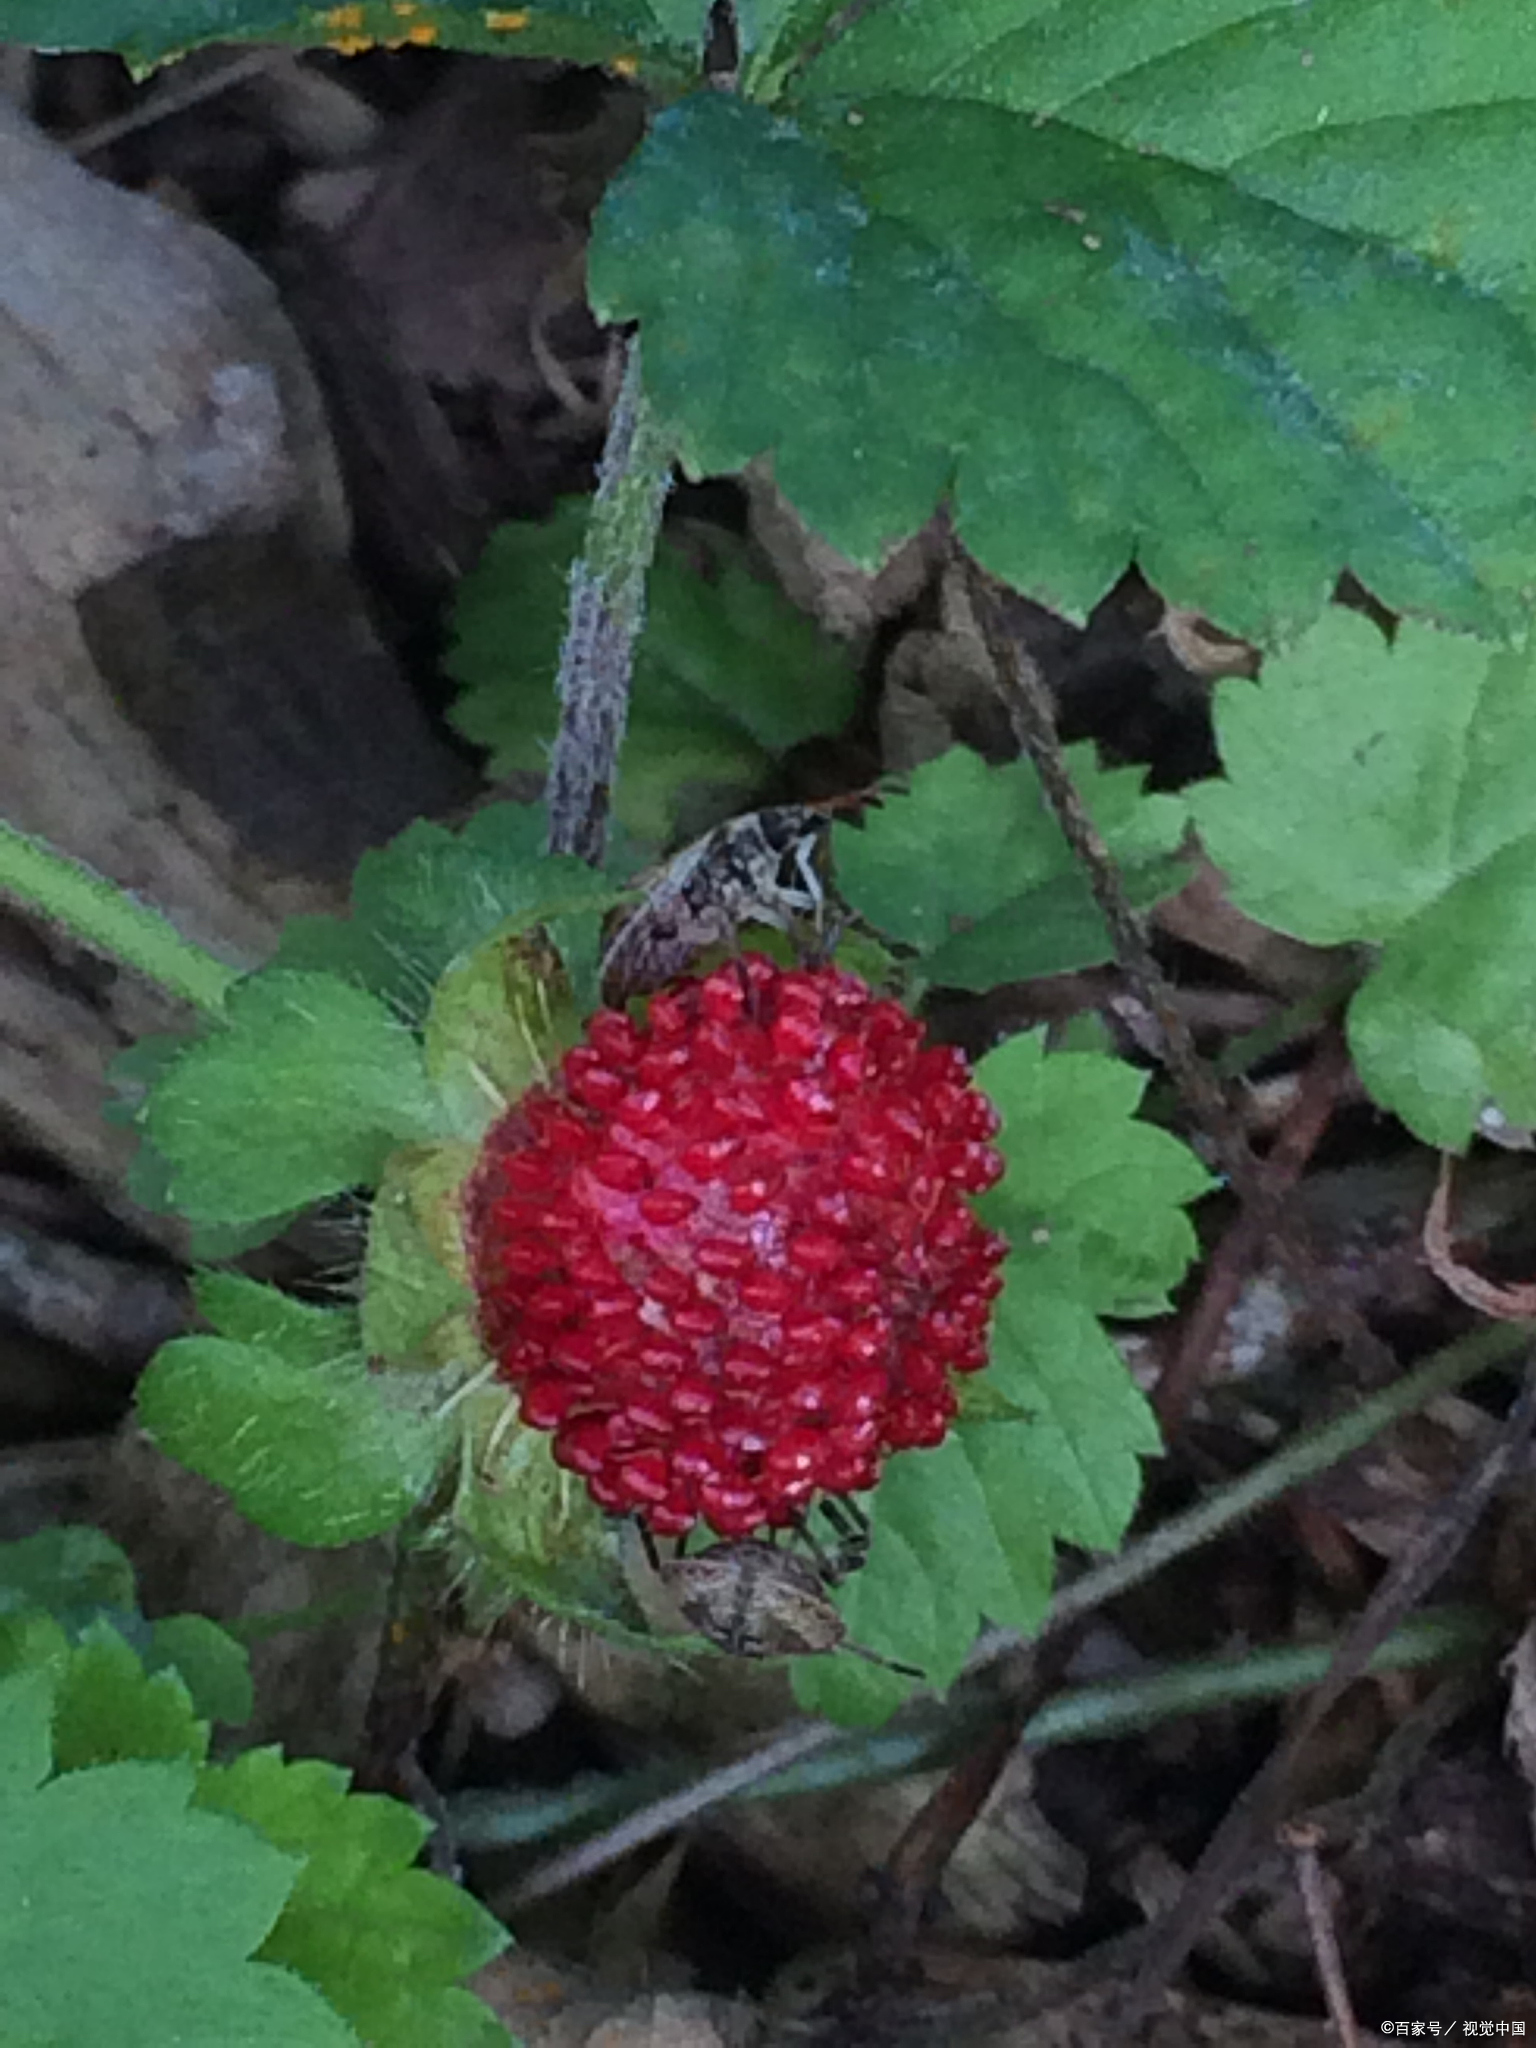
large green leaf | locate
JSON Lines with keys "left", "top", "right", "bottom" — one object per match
{"left": 0, "top": 1627, "right": 501, "bottom": 2046}
{"left": 1192, "top": 608, "right": 1536, "bottom": 1149}
{"left": 591, "top": 46, "right": 1536, "bottom": 642}
{"left": 0, "top": 1752, "right": 357, "bottom": 2047}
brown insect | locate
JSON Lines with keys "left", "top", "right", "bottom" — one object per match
{"left": 600, "top": 804, "right": 831, "bottom": 995}
{"left": 659, "top": 1535, "right": 924, "bottom": 1678}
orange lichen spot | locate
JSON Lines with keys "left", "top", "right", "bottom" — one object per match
{"left": 486, "top": 9, "right": 531, "bottom": 29}
{"left": 611, "top": 51, "right": 639, "bottom": 75}
{"left": 405, "top": 20, "right": 439, "bottom": 40}
{"left": 391, "top": 1, "right": 419, "bottom": 12}
{"left": 329, "top": 32, "right": 375, "bottom": 52}
{"left": 322, "top": 3, "right": 365, "bottom": 25}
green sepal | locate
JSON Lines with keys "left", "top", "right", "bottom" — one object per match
{"left": 362, "top": 1145, "right": 479, "bottom": 1368}
{"left": 424, "top": 929, "right": 581, "bottom": 1142}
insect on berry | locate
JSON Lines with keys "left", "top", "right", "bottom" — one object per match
{"left": 661, "top": 1539, "right": 924, "bottom": 1676}
{"left": 466, "top": 954, "right": 1007, "bottom": 1540}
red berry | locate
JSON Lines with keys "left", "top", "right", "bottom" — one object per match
{"left": 465, "top": 956, "right": 1006, "bottom": 1536}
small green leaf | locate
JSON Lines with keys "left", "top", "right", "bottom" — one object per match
{"left": 145, "top": 1616, "right": 254, "bottom": 1730}
{"left": 198, "top": 1748, "right": 509, "bottom": 2048}
{"left": 1192, "top": 611, "right": 1536, "bottom": 1146}
{"left": 363, "top": 1147, "right": 478, "bottom": 1367}
{"left": 448, "top": 509, "right": 860, "bottom": 849}
{"left": 833, "top": 747, "right": 1187, "bottom": 987}
{"left": 194, "top": 1272, "right": 362, "bottom": 1367}
{"left": 51, "top": 1621, "right": 209, "bottom": 1772}
{"left": 136, "top": 1335, "right": 447, "bottom": 1546}
{"left": 0, "top": 1526, "right": 136, "bottom": 1625}
{"left": 977, "top": 1034, "right": 1212, "bottom": 1316}
{"left": 0, "top": 1756, "right": 356, "bottom": 2047}
{"left": 274, "top": 804, "right": 616, "bottom": 1024}
{"left": 0, "top": 1613, "right": 72, "bottom": 1688}
{"left": 144, "top": 970, "right": 441, "bottom": 1229}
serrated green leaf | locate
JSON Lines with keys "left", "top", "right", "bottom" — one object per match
{"left": 137, "top": 1335, "right": 447, "bottom": 1546}
{"left": 832, "top": 747, "right": 1187, "bottom": 988}
{"left": 448, "top": 508, "right": 860, "bottom": 850}
{"left": 983, "top": 1283, "right": 1164, "bottom": 1549}
{"left": 592, "top": 78, "right": 1536, "bottom": 641}
{"left": 194, "top": 1272, "right": 363, "bottom": 1367}
{"left": 144, "top": 970, "right": 441, "bottom": 1229}
{"left": 977, "top": 1034, "right": 1212, "bottom": 1316}
{"left": 1191, "top": 610, "right": 1536, "bottom": 1146}
{"left": 0, "top": 1526, "right": 136, "bottom": 1624}
{"left": 274, "top": 804, "right": 615, "bottom": 1025}
{"left": 0, "top": 1755, "right": 357, "bottom": 2047}
{"left": 0, "top": 1613, "right": 73, "bottom": 1687}
{"left": 198, "top": 1748, "right": 509, "bottom": 2048}
{"left": 146, "top": 1616, "right": 255, "bottom": 1729}
{"left": 51, "top": 1621, "right": 209, "bottom": 1772}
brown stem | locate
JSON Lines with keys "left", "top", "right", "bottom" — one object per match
{"left": 1155, "top": 1024, "right": 1353, "bottom": 1432}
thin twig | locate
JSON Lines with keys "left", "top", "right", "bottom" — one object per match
{"left": 967, "top": 561, "right": 1265, "bottom": 1204}
{"left": 452, "top": 1607, "right": 1490, "bottom": 1896}
{"left": 966, "top": 555, "right": 1401, "bottom": 1396}
{"left": 1123, "top": 1352, "right": 1536, "bottom": 2021}
{"left": 501, "top": 1717, "right": 840, "bottom": 1906}
{"left": 1282, "top": 1823, "right": 1363, "bottom": 2048}
{"left": 864, "top": 1637, "right": 1076, "bottom": 1974}
{"left": 544, "top": 336, "right": 672, "bottom": 867}
{"left": 1041, "top": 1316, "right": 1529, "bottom": 1633}
{"left": 1155, "top": 1024, "right": 1353, "bottom": 1431}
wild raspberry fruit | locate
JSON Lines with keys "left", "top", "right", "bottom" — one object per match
{"left": 465, "top": 955, "right": 1006, "bottom": 1539}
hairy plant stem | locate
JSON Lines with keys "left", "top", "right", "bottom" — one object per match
{"left": 544, "top": 336, "right": 674, "bottom": 867}
{"left": 0, "top": 820, "right": 238, "bottom": 1016}
{"left": 452, "top": 1603, "right": 1495, "bottom": 1884}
